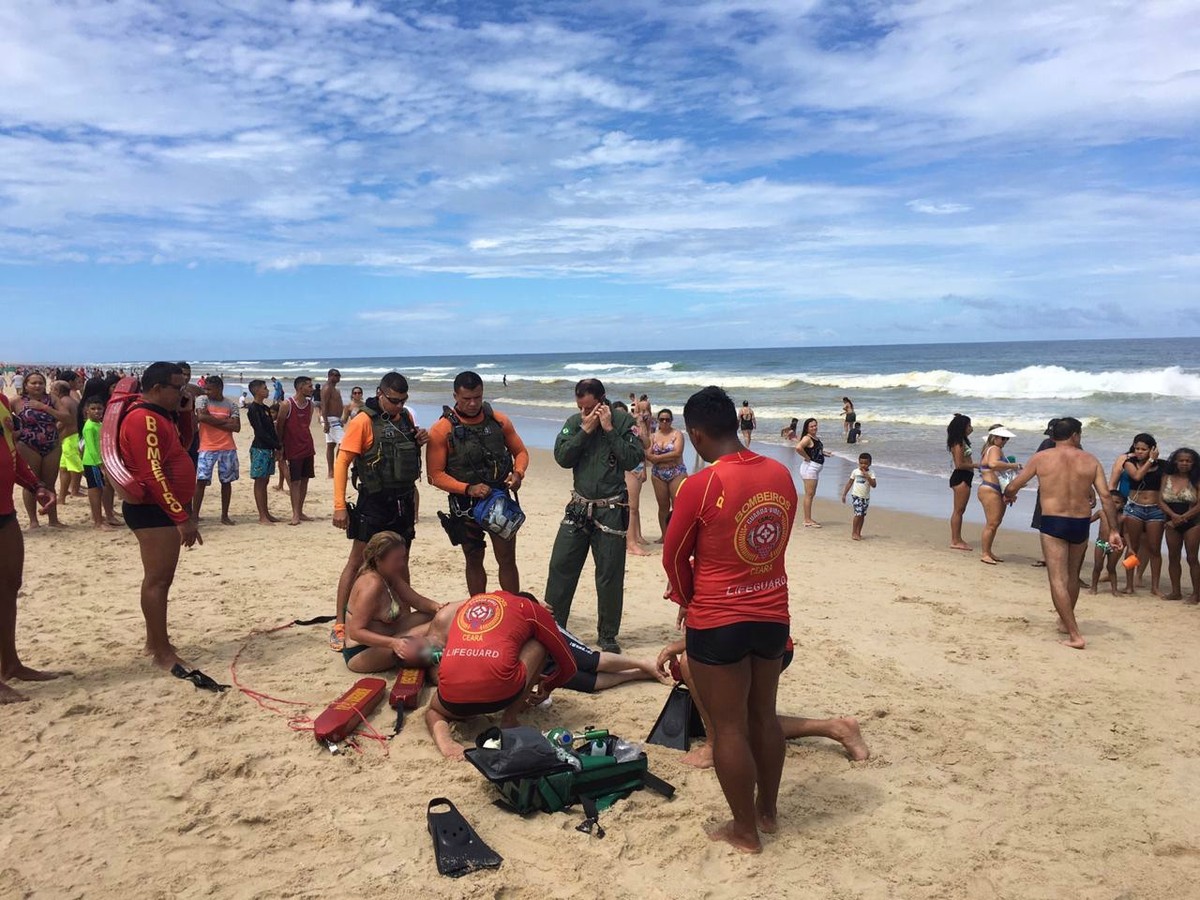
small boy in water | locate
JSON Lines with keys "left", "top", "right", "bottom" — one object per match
{"left": 841, "top": 452, "right": 877, "bottom": 541}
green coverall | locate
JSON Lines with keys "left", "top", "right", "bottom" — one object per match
{"left": 544, "top": 403, "right": 645, "bottom": 646}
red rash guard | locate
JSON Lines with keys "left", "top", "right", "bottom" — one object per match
{"left": 663, "top": 451, "right": 797, "bottom": 630}
{"left": 118, "top": 404, "right": 196, "bottom": 523}
{"left": 1, "top": 395, "right": 40, "bottom": 515}
{"left": 437, "top": 592, "right": 577, "bottom": 706}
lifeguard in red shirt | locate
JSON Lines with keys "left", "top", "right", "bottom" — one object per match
{"left": 416, "top": 591, "right": 577, "bottom": 760}
{"left": 661, "top": 386, "right": 797, "bottom": 855}
{"left": 117, "top": 362, "right": 203, "bottom": 676}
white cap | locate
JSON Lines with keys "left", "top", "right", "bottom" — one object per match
{"left": 988, "top": 426, "right": 1016, "bottom": 439}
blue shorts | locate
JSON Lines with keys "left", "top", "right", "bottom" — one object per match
{"left": 1123, "top": 501, "right": 1165, "bottom": 523}
{"left": 250, "top": 447, "right": 276, "bottom": 479}
{"left": 196, "top": 449, "right": 239, "bottom": 484}
{"left": 852, "top": 496, "right": 869, "bottom": 517}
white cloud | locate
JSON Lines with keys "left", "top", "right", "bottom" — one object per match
{"left": 907, "top": 200, "right": 971, "bottom": 215}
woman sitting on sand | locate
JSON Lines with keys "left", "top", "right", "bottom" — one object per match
{"left": 648, "top": 409, "right": 687, "bottom": 540}
{"left": 341, "top": 531, "right": 445, "bottom": 673}
{"left": 1160, "top": 447, "right": 1200, "bottom": 603}
{"left": 976, "top": 425, "right": 1021, "bottom": 565}
{"left": 795, "top": 418, "right": 826, "bottom": 527}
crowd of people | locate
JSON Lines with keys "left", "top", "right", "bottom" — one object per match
{"left": 1, "top": 363, "right": 872, "bottom": 855}
{"left": 944, "top": 414, "right": 1199, "bottom": 647}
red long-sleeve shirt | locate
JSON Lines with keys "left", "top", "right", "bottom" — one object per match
{"left": 437, "top": 592, "right": 577, "bottom": 705}
{"left": 663, "top": 451, "right": 797, "bottom": 630}
{"left": 1, "top": 395, "right": 40, "bottom": 515}
{"left": 118, "top": 404, "right": 196, "bottom": 523}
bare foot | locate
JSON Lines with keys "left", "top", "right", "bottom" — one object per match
{"left": 1163, "top": 592, "right": 1182, "bottom": 601}
{"left": 1184, "top": 595, "right": 1199, "bottom": 606}
{"left": 1150, "top": 587, "right": 1162, "bottom": 598}
{"left": 2, "top": 664, "right": 70, "bottom": 682}
{"left": 267, "top": 514, "right": 281, "bottom": 523}
{"left": 273, "top": 484, "right": 285, "bottom": 492}
{"left": 950, "top": 542, "right": 973, "bottom": 551}
{"left": 221, "top": 516, "right": 236, "bottom": 526}
{"left": 95, "top": 522, "right": 116, "bottom": 531}
{"left": 680, "top": 744, "right": 714, "bottom": 769}
{"left": 707, "top": 820, "right": 761, "bottom": 854}
{"left": 803, "top": 521, "right": 821, "bottom": 528}
{"left": 26, "top": 521, "right": 40, "bottom": 530}
{"left": 49, "top": 520, "right": 68, "bottom": 528}
{"left": 289, "top": 518, "right": 302, "bottom": 526}
{"left": 299, "top": 513, "right": 314, "bottom": 522}
{"left": 627, "top": 544, "right": 652, "bottom": 557}
{"left": 829, "top": 716, "right": 871, "bottom": 761}
{"left": 851, "top": 534, "right": 862, "bottom": 541}
{"left": 981, "top": 556, "right": 1001, "bottom": 565}
{"left": 151, "top": 649, "right": 189, "bottom": 670}
{"left": 106, "top": 517, "right": 123, "bottom": 526}
{"left": 756, "top": 808, "right": 778, "bottom": 835}
{"left": 258, "top": 517, "right": 276, "bottom": 525}
{"left": 1056, "top": 618, "right": 1069, "bottom": 634}
{"left": 1059, "top": 636, "right": 1086, "bottom": 650}
{"left": 0, "top": 681, "right": 29, "bottom": 704}
{"left": 1088, "top": 586, "right": 1098, "bottom": 595}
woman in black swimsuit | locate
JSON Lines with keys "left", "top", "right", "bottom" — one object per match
{"left": 842, "top": 397, "right": 856, "bottom": 441}
{"left": 946, "top": 414, "right": 975, "bottom": 551}
{"left": 1159, "top": 447, "right": 1200, "bottom": 603}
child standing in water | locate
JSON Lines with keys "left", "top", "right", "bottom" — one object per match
{"left": 841, "top": 452, "right": 876, "bottom": 541}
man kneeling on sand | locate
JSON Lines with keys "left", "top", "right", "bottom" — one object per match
{"left": 1004, "top": 417, "right": 1123, "bottom": 650}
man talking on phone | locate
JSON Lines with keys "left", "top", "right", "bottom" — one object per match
{"left": 544, "top": 378, "right": 644, "bottom": 653}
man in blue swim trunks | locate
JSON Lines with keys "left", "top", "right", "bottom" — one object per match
{"left": 1005, "top": 418, "right": 1123, "bottom": 650}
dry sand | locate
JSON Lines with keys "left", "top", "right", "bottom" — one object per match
{"left": 3, "top": 426, "right": 1199, "bottom": 899}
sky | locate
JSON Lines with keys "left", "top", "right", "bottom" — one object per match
{"left": 2, "top": 0, "right": 1198, "bottom": 361}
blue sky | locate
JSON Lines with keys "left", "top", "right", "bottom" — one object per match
{"left": 2, "top": 0, "right": 1198, "bottom": 360}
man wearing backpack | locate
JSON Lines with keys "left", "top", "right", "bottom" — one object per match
{"left": 330, "top": 372, "right": 428, "bottom": 651}
{"left": 425, "top": 371, "right": 529, "bottom": 596}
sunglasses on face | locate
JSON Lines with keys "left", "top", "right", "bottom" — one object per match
{"left": 381, "top": 394, "right": 406, "bottom": 405}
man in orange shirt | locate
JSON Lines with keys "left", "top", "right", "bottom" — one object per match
{"left": 425, "top": 371, "right": 529, "bottom": 596}
{"left": 329, "top": 372, "right": 427, "bottom": 651}
{"left": 193, "top": 374, "right": 241, "bottom": 525}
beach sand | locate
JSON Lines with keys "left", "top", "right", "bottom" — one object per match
{"left": 3, "top": 429, "right": 1199, "bottom": 899}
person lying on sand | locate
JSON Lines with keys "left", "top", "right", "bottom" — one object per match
{"left": 656, "top": 637, "right": 869, "bottom": 767}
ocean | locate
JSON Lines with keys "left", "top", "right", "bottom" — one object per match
{"left": 104, "top": 338, "right": 1200, "bottom": 531}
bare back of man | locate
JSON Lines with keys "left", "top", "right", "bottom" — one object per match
{"left": 1005, "top": 424, "right": 1122, "bottom": 650}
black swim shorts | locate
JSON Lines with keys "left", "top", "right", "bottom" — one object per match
{"left": 123, "top": 502, "right": 176, "bottom": 531}
{"left": 436, "top": 685, "right": 526, "bottom": 719}
{"left": 550, "top": 626, "right": 601, "bottom": 693}
{"left": 686, "top": 621, "right": 789, "bottom": 667}
{"left": 949, "top": 469, "right": 974, "bottom": 489}
{"left": 287, "top": 455, "right": 316, "bottom": 480}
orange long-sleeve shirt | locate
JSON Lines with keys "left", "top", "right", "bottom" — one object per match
{"left": 425, "top": 408, "right": 528, "bottom": 496}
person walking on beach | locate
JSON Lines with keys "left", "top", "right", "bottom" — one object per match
{"left": 276, "top": 376, "right": 316, "bottom": 526}
{"left": 977, "top": 425, "right": 1021, "bottom": 565}
{"left": 545, "top": 379, "right": 644, "bottom": 653}
{"left": 946, "top": 414, "right": 975, "bottom": 550}
{"left": 1, "top": 390, "right": 63, "bottom": 702}
{"left": 425, "top": 370, "right": 529, "bottom": 595}
{"left": 320, "top": 368, "right": 344, "bottom": 479}
{"left": 795, "top": 418, "right": 826, "bottom": 527}
{"left": 330, "top": 372, "right": 426, "bottom": 651}
{"left": 1004, "top": 418, "right": 1122, "bottom": 649}
{"left": 117, "top": 362, "right": 204, "bottom": 671}
{"left": 663, "top": 386, "right": 797, "bottom": 854}
{"left": 739, "top": 401, "right": 756, "bottom": 446}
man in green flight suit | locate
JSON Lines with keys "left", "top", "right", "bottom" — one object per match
{"left": 545, "top": 378, "right": 646, "bottom": 653}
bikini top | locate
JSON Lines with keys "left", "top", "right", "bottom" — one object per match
{"left": 652, "top": 435, "right": 677, "bottom": 455}
{"left": 1161, "top": 476, "right": 1197, "bottom": 505}
{"left": 1128, "top": 462, "right": 1162, "bottom": 493}
{"left": 381, "top": 582, "right": 402, "bottom": 623}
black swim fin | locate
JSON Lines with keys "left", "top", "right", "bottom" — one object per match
{"left": 171, "top": 664, "right": 229, "bottom": 693}
{"left": 646, "top": 683, "right": 705, "bottom": 750}
{"left": 427, "top": 797, "right": 503, "bottom": 878}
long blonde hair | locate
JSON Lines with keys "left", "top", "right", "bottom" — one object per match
{"left": 358, "top": 531, "right": 406, "bottom": 577}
